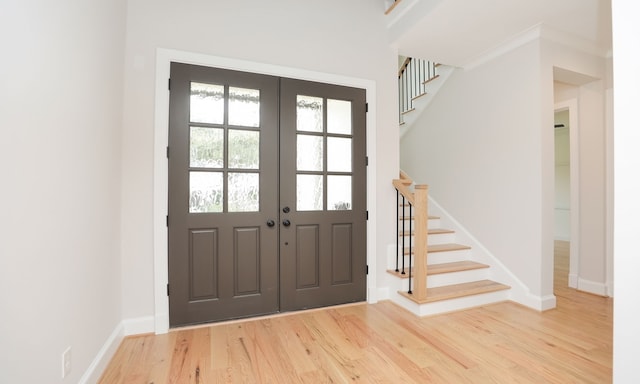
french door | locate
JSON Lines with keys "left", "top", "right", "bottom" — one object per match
{"left": 168, "top": 63, "right": 366, "bottom": 327}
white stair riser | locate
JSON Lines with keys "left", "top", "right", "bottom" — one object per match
{"left": 392, "top": 289, "right": 510, "bottom": 317}
{"left": 397, "top": 218, "right": 441, "bottom": 227}
{"left": 392, "top": 268, "right": 489, "bottom": 291}
{"left": 428, "top": 268, "right": 489, "bottom": 287}
{"left": 399, "top": 232, "right": 456, "bottom": 245}
{"left": 391, "top": 248, "right": 471, "bottom": 267}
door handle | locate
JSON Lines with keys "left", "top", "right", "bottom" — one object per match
{"left": 282, "top": 219, "right": 291, "bottom": 227}
{"left": 266, "top": 219, "right": 275, "bottom": 227}
{"left": 282, "top": 206, "right": 291, "bottom": 213}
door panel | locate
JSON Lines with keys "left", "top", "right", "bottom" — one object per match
{"left": 168, "top": 63, "right": 279, "bottom": 326}
{"left": 279, "top": 78, "right": 367, "bottom": 312}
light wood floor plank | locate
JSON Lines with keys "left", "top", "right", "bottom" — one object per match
{"left": 99, "top": 241, "right": 612, "bottom": 383}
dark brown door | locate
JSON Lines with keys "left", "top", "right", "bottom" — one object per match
{"left": 279, "top": 78, "right": 367, "bottom": 311}
{"left": 168, "top": 63, "right": 366, "bottom": 327}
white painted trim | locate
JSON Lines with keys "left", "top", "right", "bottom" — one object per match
{"left": 605, "top": 87, "right": 614, "bottom": 298}
{"left": 78, "top": 323, "right": 124, "bottom": 384}
{"left": 538, "top": 294, "right": 558, "bottom": 311}
{"left": 577, "top": 277, "right": 608, "bottom": 297}
{"left": 154, "top": 48, "right": 378, "bottom": 333}
{"left": 464, "top": 23, "right": 610, "bottom": 71}
{"left": 568, "top": 273, "right": 579, "bottom": 289}
{"left": 555, "top": 100, "right": 580, "bottom": 290}
{"left": 464, "top": 24, "right": 542, "bottom": 70}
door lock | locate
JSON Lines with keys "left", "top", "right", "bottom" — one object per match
{"left": 282, "top": 206, "right": 290, "bottom": 213}
{"left": 282, "top": 219, "right": 291, "bottom": 227}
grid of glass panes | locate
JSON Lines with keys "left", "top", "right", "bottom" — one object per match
{"left": 188, "top": 82, "right": 261, "bottom": 213}
{"left": 296, "top": 95, "right": 353, "bottom": 211}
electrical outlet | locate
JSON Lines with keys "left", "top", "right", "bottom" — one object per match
{"left": 62, "top": 347, "right": 72, "bottom": 378}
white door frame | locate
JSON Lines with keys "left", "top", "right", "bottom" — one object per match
{"left": 554, "top": 99, "right": 580, "bottom": 289}
{"left": 152, "top": 48, "right": 378, "bottom": 334}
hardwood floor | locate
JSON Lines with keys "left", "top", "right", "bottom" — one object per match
{"left": 100, "top": 241, "right": 612, "bottom": 383}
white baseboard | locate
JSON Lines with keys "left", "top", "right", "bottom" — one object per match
{"left": 577, "top": 278, "right": 608, "bottom": 296}
{"left": 568, "top": 273, "right": 578, "bottom": 288}
{"left": 377, "top": 287, "right": 390, "bottom": 301}
{"left": 78, "top": 323, "right": 124, "bottom": 384}
{"left": 509, "top": 291, "right": 557, "bottom": 311}
{"left": 539, "top": 294, "right": 557, "bottom": 311}
{"left": 78, "top": 316, "right": 156, "bottom": 383}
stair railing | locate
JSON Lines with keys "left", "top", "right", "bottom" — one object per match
{"left": 393, "top": 172, "right": 429, "bottom": 301}
{"left": 398, "top": 57, "right": 440, "bottom": 125}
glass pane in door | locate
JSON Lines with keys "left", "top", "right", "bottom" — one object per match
{"left": 228, "top": 172, "right": 259, "bottom": 212}
{"left": 229, "top": 129, "right": 260, "bottom": 169}
{"left": 190, "top": 82, "right": 224, "bottom": 124}
{"left": 297, "top": 134, "right": 323, "bottom": 171}
{"left": 327, "top": 137, "right": 351, "bottom": 172}
{"left": 189, "top": 171, "right": 223, "bottom": 213}
{"left": 297, "top": 174, "right": 323, "bottom": 211}
{"left": 327, "top": 99, "right": 352, "bottom": 135}
{"left": 229, "top": 87, "right": 260, "bottom": 127}
{"left": 297, "top": 95, "right": 323, "bottom": 132}
{"left": 328, "top": 175, "right": 352, "bottom": 210}
{"left": 190, "top": 127, "right": 224, "bottom": 168}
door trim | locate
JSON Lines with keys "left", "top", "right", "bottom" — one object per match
{"left": 153, "top": 48, "right": 378, "bottom": 334}
{"left": 554, "top": 100, "right": 580, "bottom": 290}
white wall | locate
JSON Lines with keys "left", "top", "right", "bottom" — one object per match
{"left": 120, "top": 0, "right": 399, "bottom": 324}
{"left": 401, "top": 40, "right": 547, "bottom": 299}
{"left": 0, "top": 0, "right": 126, "bottom": 382}
{"left": 612, "top": 1, "right": 640, "bottom": 382}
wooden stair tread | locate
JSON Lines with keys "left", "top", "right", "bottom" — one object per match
{"left": 401, "top": 108, "right": 415, "bottom": 115}
{"left": 403, "top": 243, "right": 470, "bottom": 255}
{"left": 399, "top": 280, "right": 510, "bottom": 304}
{"left": 411, "top": 92, "right": 428, "bottom": 102}
{"left": 429, "top": 261, "right": 489, "bottom": 275}
{"left": 422, "top": 74, "right": 440, "bottom": 85}
{"left": 387, "top": 261, "right": 489, "bottom": 278}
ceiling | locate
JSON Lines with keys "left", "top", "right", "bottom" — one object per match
{"left": 388, "top": 0, "right": 612, "bottom": 68}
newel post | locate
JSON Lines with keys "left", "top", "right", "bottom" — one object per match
{"left": 413, "top": 184, "right": 429, "bottom": 301}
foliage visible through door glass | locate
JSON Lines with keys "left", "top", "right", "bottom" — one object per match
{"left": 229, "top": 129, "right": 260, "bottom": 169}
{"left": 296, "top": 95, "right": 323, "bottom": 132}
{"left": 190, "top": 127, "right": 224, "bottom": 168}
{"left": 229, "top": 87, "right": 260, "bottom": 127}
{"left": 190, "top": 82, "right": 224, "bottom": 124}
{"left": 328, "top": 175, "right": 352, "bottom": 210}
{"left": 189, "top": 171, "right": 223, "bottom": 212}
{"left": 228, "top": 172, "right": 259, "bottom": 212}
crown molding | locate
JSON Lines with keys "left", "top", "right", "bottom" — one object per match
{"left": 463, "top": 23, "right": 611, "bottom": 70}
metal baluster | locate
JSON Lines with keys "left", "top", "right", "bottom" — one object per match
{"left": 401, "top": 195, "right": 406, "bottom": 275}
{"left": 395, "top": 190, "right": 399, "bottom": 272}
{"left": 408, "top": 202, "right": 413, "bottom": 294}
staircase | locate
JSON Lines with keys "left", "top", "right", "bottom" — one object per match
{"left": 398, "top": 57, "right": 454, "bottom": 138}
{"left": 388, "top": 172, "right": 510, "bottom": 316}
